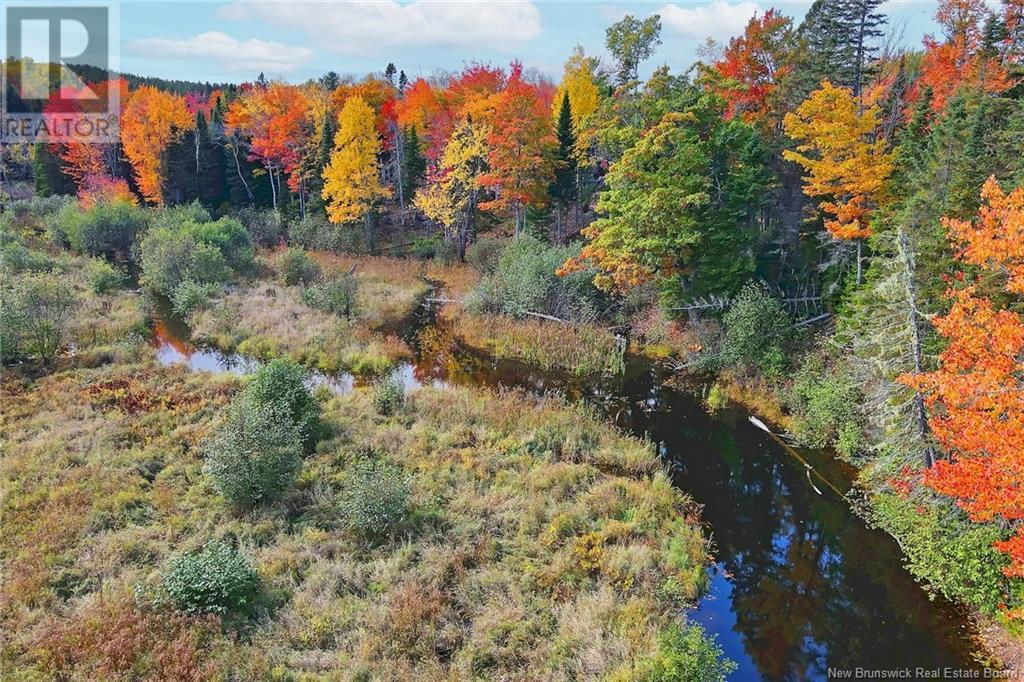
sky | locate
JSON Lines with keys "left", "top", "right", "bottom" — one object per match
{"left": 29, "top": 1, "right": 954, "bottom": 85}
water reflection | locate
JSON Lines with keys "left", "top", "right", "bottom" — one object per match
{"left": 150, "top": 304, "right": 981, "bottom": 681}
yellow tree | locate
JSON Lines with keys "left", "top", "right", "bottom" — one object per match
{"left": 121, "top": 85, "right": 193, "bottom": 205}
{"left": 414, "top": 117, "right": 489, "bottom": 260}
{"left": 322, "top": 96, "right": 390, "bottom": 250}
{"left": 552, "top": 46, "right": 600, "bottom": 158}
{"left": 783, "top": 81, "right": 894, "bottom": 284}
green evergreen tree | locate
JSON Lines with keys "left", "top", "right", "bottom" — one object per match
{"left": 550, "top": 91, "right": 577, "bottom": 243}
{"left": 402, "top": 125, "right": 426, "bottom": 201}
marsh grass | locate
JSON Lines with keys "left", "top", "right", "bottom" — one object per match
{"left": 1, "top": 355, "right": 712, "bottom": 680}
{"left": 447, "top": 309, "right": 624, "bottom": 377}
{"left": 190, "top": 283, "right": 411, "bottom": 374}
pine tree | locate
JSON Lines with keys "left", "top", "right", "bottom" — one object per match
{"left": 194, "top": 110, "right": 228, "bottom": 208}
{"left": 841, "top": 0, "right": 887, "bottom": 99}
{"left": 32, "top": 143, "right": 73, "bottom": 197}
{"left": 550, "top": 91, "right": 577, "bottom": 243}
{"left": 402, "top": 125, "right": 426, "bottom": 201}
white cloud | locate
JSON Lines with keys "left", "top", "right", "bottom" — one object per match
{"left": 657, "top": 1, "right": 763, "bottom": 42}
{"left": 217, "top": 1, "right": 542, "bottom": 54}
{"left": 126, "top": 31, "right": 313, "bottom": 72}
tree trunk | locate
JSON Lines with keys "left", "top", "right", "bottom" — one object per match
{"left": 267, "top": 163, "right": 277, "bottom": 210}
{"left": 897, "top": 228, "right": 936, "bottom": 468}
{"left": 856, "top": 238, "right": 863, "bottom": 286}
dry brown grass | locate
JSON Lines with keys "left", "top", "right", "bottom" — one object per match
{"left": 2, "top": 355, "right": 712, "bottom": 679}
{"left": 190, "top": 283, "right": 411, "bottom": 374}
{"left": 445, "top": 308, "right": 624, "bottom": 376}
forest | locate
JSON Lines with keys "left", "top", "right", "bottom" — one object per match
{"left": 3, "top": 0, "right": 1024, "bottom": 678}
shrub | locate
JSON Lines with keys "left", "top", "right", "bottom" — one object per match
{"left": 243, "top": 358, "right": 320, "bottom": 448}
{"left": 289, "top": 214, "right": 361, "bottom": 252}
{"left": 1, "top": 271, "right": 77, "bottom": 364}
{"left": 58, "top": 200, "right": 148, "bottom": 259}
{"left": 339, "top": 456, "right": 410, "bottom": 538}
{"left": 467, "top": 235, "right": 608, "bottom": 322}
{"left": 634, "top": 623, "right": 736, "bottom": 682}
{"left": 160, "top": 542, "right": 260, "bottom": 616}
{"left": 410, "top": 235, "right": 440, "bottom": 260}
{"left": 371, "top": 375, "right": 405, "bottom": 416}
{"left": 301, "top": 274, "right": 357, "bottom": 318}
{"left": 716, "top": 282, "right": 791, "bottom": 378}
{"left": 203, "top": 398, "right": 304, "bottom": 507}
{"left": 466, "top": 236, "right": 504, "bottom": 274}
{"left": 183, "top": 217, "right": 253, "bottom": 269}
{"left": 139, "top": 227, "right": 229, "bottom": 296}
{"left": 1, "top": 242, "right": 58, "bottom": 273}
{"left": 278, "top": 247, "right": 319, "bottom": 286}
{"left": 149, "top": 201, "right": 211, "bottom": 230}
{"left": 236, "top": 206, "right": 284, "bottom": 246}
{"left": 86, "top": 258, "right": 127, "bottom": 294}
{"left": 171, "top": 280, "right": 220, "bottom": 318}
{"left": 786, "top": 356, "right": 865, "bottom": 456}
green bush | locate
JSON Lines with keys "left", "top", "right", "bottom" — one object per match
{"left": 57, "top": 199, "right": 148, "bottom": 259}
{"left": 160, "top": 542, "right": 260, "bottom": 616}
{"left": 236, "top": 206, "right": 284, "bottom": 246}
{"left": 148, "top": 201, "right": 211, "bottom": 230}
{"left": 86, "top": 257, "right": 127, "bottom": 294}
{"left": 243, "top": 358, "right": 320, "bottom": 448}
{"left": 870, "top": 492, "right": 1024, "bottom": 616}
{"left": 203, "top": 398, "right": 304, "bottom": 507}
{"left": 786, "top": 356, "right": 864, "bottom": 457}
{"left": 371, "top": 375, "right": 405, "bottom": 416}
{"left": 634, "top": 623, "right": 736, "bottom": 682}
{"left": 466, "top": 236, "right": 504, "bottom": 275}
{"left": 301, "top": 274, "right": 357, "bottom": 318}
{"left": 1, "top": 271, "right": 77, "bottom": 364}
{"left": 339, "top": 456, "right": 410, "bottom": 538}
{"left": 139, "top": 227, "right": 228, "bottom": 296}
{"left": 279, "top": 247, "right": 320, "bottom": 286}
{"left": 171, "top": 279, "right": 220, "bottom": 318}
{"left": 716, "top": 282, "right": 791, "bottom": 378}
{"left": 0, "top": 242, "right": 58, "bottom": 273}
{"left": 467, "top": 235, "right": 608, "bottom": 322}
{"left": 410, "top": 235, "right": 440, "bottom": 260}
{"left": 183, "top": 217, "right": 253, "bottom": 269}
{"left": 289, "top": 214, "right": 361, "bottom": 252}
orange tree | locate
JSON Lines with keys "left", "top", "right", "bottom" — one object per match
{"left": 904, "top": 177, "right": 1024, "bottom": 583}
{"left": 783, "top": 81, "right": 894, "bottom": 284}
{"left": 121, "top": 85, "right": 193, "bottom": 205}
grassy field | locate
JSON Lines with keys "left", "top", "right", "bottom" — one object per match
{"left": 1, "top": 349, "right": 716, "bottom": 679}
{"left": 190, "top": 281, "right": 413, "bottom": 375}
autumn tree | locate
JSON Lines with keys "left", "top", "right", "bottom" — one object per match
{"left": 321, "top": 96, "right": 390, "bottom": 251}
{"left": 43, "top": 78, "right": 132, "bottom": 204}
{"left": 553, "top": 46, "right": 600, "bottom": 151}
{"left": 711, "top": 10, "right": 794, "bottom": 125}
{"left": 224, "top": 82, "right": 311, "bottom": 211}
{"left": 121, "top": 85, "right": 193, "bottom": 205}
{"left": 912, "top": 0, "right": 1010, "bottom": 113}
{"left": 903, "top": 177, "right": 1024, "bottom": 579}
{"left": 478, "top": 63, "right": 554, "bottom": 236}
{"left": 414, "top": 117, "right": 489, "bottom": 260}
{"left": 783, "top": 81, "right": 894, "bottom": 284}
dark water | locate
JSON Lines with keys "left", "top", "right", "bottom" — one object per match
{"left": 151, "top": 304, "right": 982, "bottom": 681}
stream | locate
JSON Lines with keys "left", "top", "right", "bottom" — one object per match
{"left": 151, "top": 302, "right": 982, "bottom": 680}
